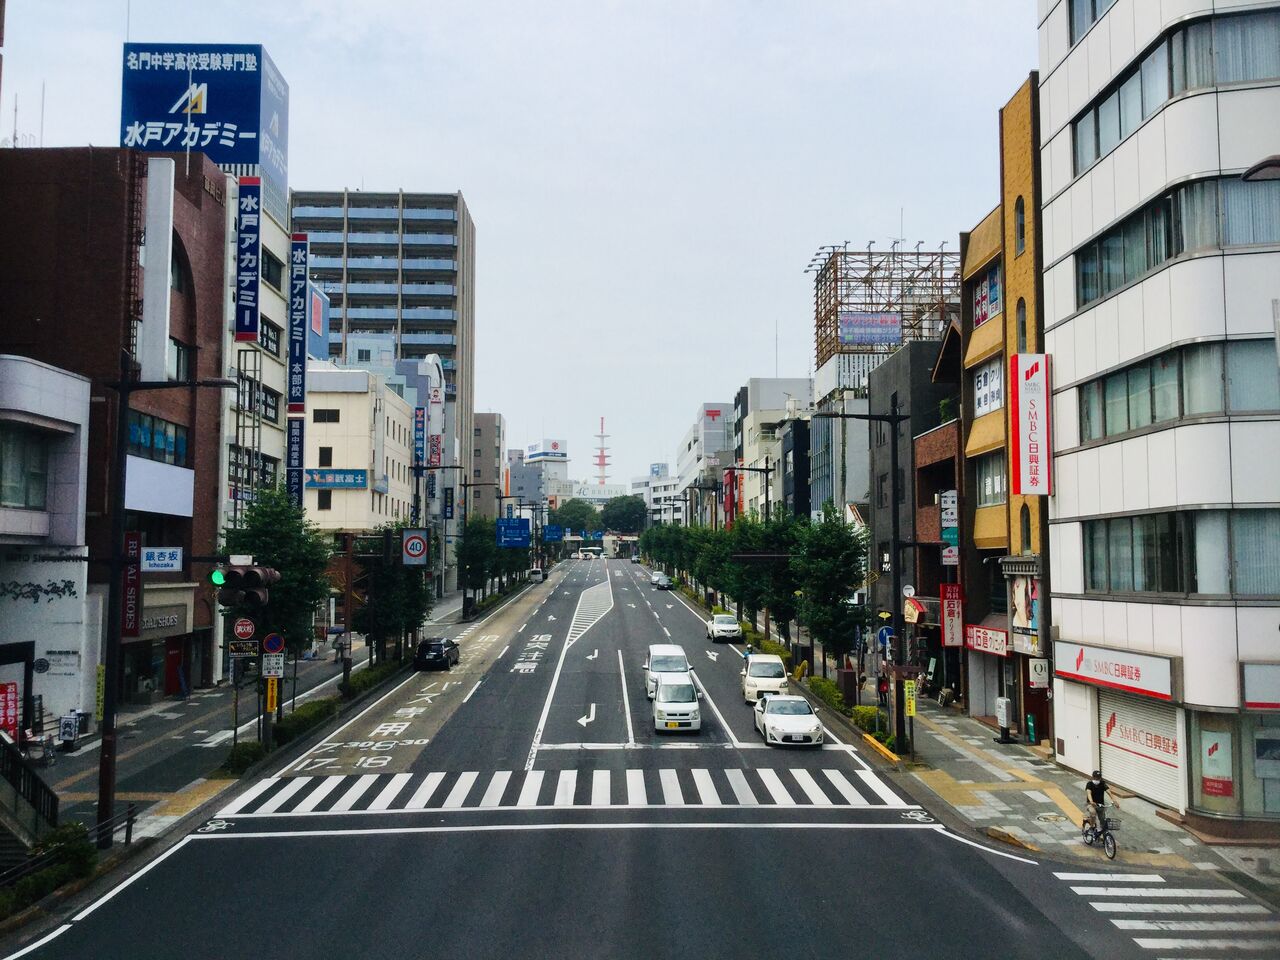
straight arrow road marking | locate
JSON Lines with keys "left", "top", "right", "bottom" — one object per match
{"left": 578, "top": 704, "right": 596, "bottom": 727}
{"left": 547, "top": 614, "right": 557, "bottom": 621}
{"left": 706, "top": 650, "right": 719, "bottom": 662}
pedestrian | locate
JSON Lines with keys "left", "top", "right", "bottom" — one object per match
{"left": 877, "top": 674, "right": 889, "bottom": 708}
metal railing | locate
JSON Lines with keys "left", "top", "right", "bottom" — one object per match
{"left": 0, "top": 737, "right": 58, "bottom": 829}
{"left": 0, "top": 806, "right": 137, "bottom": 889}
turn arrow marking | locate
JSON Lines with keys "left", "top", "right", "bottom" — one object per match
{"left": 586, "top": 649, "right": 598, "bottom": 661}
{"left": 627, "top": 603, "right": 636, "bottom": 608}
{"left": 547, "top": 614, "right": 557, "bottom": 621}
{"left": 665, "top": 604, "right": 673, "bottom": 609}
{"left": 706, "top": 650, "right": 719, "bottom": 662}
{"left": 577, "top": 703, "right": 596, "bottom": 727}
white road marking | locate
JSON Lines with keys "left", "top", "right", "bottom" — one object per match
{"left": 332, "top": 774, "right": 380, "bottom": 812}
{"left": 369, "top": 773, "right": 414, "bottom": 811}
{"left": 577, "top": 704, "right": 596, "bottom": 727}
{"left": 1133, "top": 937, "right": 1279, "bottom": 950}
{"left": 1070, "top": 887, "right": 1244, "bottom": 899}
{"left": 659, "top": 769, "right": 684, "bottom": 805}
{"left": 692, "top": 768, "right": 721, "bottom": 806}
{"left": 592, "top": 770, "right": 611, "bottom": 806}
{"left": 2, "top": 923, "right": 73, "bottom": 959}
{"left": 586, "top": 649, "right": 598, "bottom": 660}
{"left": 193, "top": 822, "right": 945, "bottom": 842}
{"left": 1054, "top": 872, "right": 1163, "bottom": 882}
{"left": 706, "top": 650, "right": 719, "bottom": 662}
{"left": 931, "top": 826, "right": 1039, "bottom": 864}
{"left": 755, "top": 768, "right": 794, "bottom": 805}
{"left": 216, "top": 777, "right": 280, "bottom": 817}
{"left": 405, "top": 771, "right": 446, "bottom": 809}
{"left": 516, "top": 770, "right": 544, "bottom": 807}
{"left": 856, "top": 769, "right": 903, "bottom": 806}
{"left": 724, "top": 769, "right": 758, "bottom": 805}
{"left": 293, "top": 776, "right": 345, "bottom": 814}
{"left": 463, "top": 680, "right": 482, "bottom": 703}
{"left": 554, "top": 770, "right": 577, "bottom": 806}
{"left": 688, "top": 671, "right": 741, "bottom": 747}
{"left": 442, "top": 772, "right": 479, "bottom": 808}
{"left": 1091, "top": 902, "right": 1269, "bottom": 914}
{"left": 479, "top": 771, "right": 512, "bottom": 808}
{"left": 498, "top": 645, "right": 509, "bottom": 658}
{"left": 618, "top": 650, "right": 635, "bottom": 747}
{"left": 254, "top": 777, "right": 311, "bottom": 815}
{"left": 662, "top": 627, "right": 671, "bottom": 637}
{"left": 791, "top": 768, "right": 833, "bottom": 806}
{"left": 823, "top": 769, "right": 869, "bottom": 806}
{"left": 1114, "top": 919, "right": 1280, "bottom": 932}
{"left": 626, "top": 769, "right": 647, "bottom": 805}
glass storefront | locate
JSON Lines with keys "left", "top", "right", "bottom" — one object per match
{"left": 1190, "top": 710, "right": 1280, "bottom": 819}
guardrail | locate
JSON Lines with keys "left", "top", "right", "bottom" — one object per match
{"left": 0, "top": 736, "right": 58, "bottom": 830}
{"left": 0, "top": 805, "right": 137, "bottom": 890}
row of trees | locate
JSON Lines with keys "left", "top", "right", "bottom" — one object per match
{"left": 456, "top": 516, "right": 535, "bottom": 595}
{"left": 638, "top": 506, "right": 870, "bottom": 662}
{"left": 548, "top": 495, "right": 648, "bottom": 535}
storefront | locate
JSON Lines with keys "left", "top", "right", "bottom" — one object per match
{"left": 965, "top": 619, "right": 1012, "bottom": 723}
{"left": 1186, "top": 663, "right": 1280, "bottom": 822}
{"left": 122, "top": 587, "right": 194, "bottom": 703}
{"left": 1054, "top": 640, "right": 1186, "bottom": 812}
{"left": 1000, "top": 557, "right": 1051, "bottom": 745}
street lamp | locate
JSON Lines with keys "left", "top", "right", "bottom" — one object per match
{"left": 1242, "top": 155, "right": 1280, "bottom": 181}
{"left": 97, "top": 365, "right": 236, "bottom": 848}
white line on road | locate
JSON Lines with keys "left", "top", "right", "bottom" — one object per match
{"left": 216, "top": 777, "right": 280, "bottom": 817}
{"left": 1091, "top": 902, "right": 1269, "bottom": 914}
{"left": 659, "top": 769, "right": 684, "bottom": 805}
{"left": 724, "top": 769, "right": 758, "bottom": 805}
{"left": 554, "top": 770, "right": 577, "bottom": 806}
{"left": 626, "top": 769, "right": 647, "bottom": 806}
{"left": 192, "top": 822, "right": 944, "bottom": 842}
{"left": 688, "top": 671, "right": 741, "bottom": 748}
{"left": 293, "top": 776, "right": 345, "bottom": 814}
{"left": 618, "top": 650, "right": 635, "bottom": 747}
{"left": 692, "top": 769, "right": 721, "bottom": 806}
{"left": 67, "top": 834, "right": 197, "bottom": 925}
{"left": 479, "top": 771, "right": 512, "bottom": 808}
{"left": 1070, "top": 887, "right": 1244, "bottom": 899}
{"left": 822, "top": 770, "right": 869, "bottom": 806}
{"left": 1054, "top": 872, "right": 1163, "bottom": 882}
{"left": 856, "top": 770, "right": 903, "bottom": 806}
{"left": 405, "top": 772, "right": 446, "bottom": 809}
{"left": 255, "top": 777, "right": 311, "bottom": 815}
{"left": 756, "top": 768, "right": 794, "bottom": 805}
{"left": 931, "top": 826, "right": 1040, "bottom": 864}
{"left": 498, "top": 645, "right": 509, "bottom": 658}
{"left": 442, "top": 771, "right": 479, "bottom": 808}
{"left": 592, "top": 770, "right": 611, "bottom": 806}
{"left": 332, "top": 774, "right": 380, "bottom": 812}
{"left": 369, "top": 773, "right": 414, "bottom": 811}
{"left": 791, "top": 769, "right": 833, "bottom": 806}
{"left": 463, "top": 680, "right": 482, "bottom": 703}
{"left": 2, "top": 924, "right": 73, "bottom": 960}
{"left": 1113, "top": 919, "right": 1280, "bottom": 932}
{"left": 516, "top": 770, "right": 544, "bottom": 808}
{"left": 662, "top": 626, "right": 671, "bottom": 637}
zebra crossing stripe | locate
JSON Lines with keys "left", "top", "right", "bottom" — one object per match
{"left": 369, "top": 773, "right": 414, "bottom": 811}
{"left": 1091, "top": 903, "right": 1269, "bottom": 915}
{"left": 692, "top": 769, "right": 720, "bottom": 806}
{"left": 592, "top": 770, "right": 611, "bottom": 806}
{"left": 217, "top": 777, "right": 279, "bottom": 817}
{"left": 332, "top": 774, "right": 380, "bottom": 812}
{"left": 254, "top": 777, "right": 310, "bottom": 815}
{"left": 1134, "top": 937, "right": 1278, "bottom": 950}
{"left": 791, "top": 769, "right": 832, "bottom": 807}
{"left": 480, "top": 771, "right": 512, "bottom": 808}
{"left": 293, "top": 775, "right": 344, "bottom": 813}
{"left": 856, "top": 769, "right": 902, "bottom": 805}
{"left": 724, "top": 769, "right": 758, "bottom": 805}
{"left": 756, "top": 769, "right": 794, "bottom": 805}
{"left": 517, "top": 770, "right": 544, "bottom": 808}
{"left": 406, "top": 771, "right": 446, "bottom": 809}
{"left": 443, "top": 772, "right": 479, "bottom": 808}
{"left": 1113, "top": 920, "right": 1280, "bottom": 932}
{"left": 626, "top": 769, "right": 647, "bottom": 806}
{"left": 554, "top": 770, "right": 577, "bottom": 806}
{"left": 823, "top": 769, "right": 868, "bottom": 807}
{"left": 1071, "top": 887, "right": 1244, "bottom": 899}
{"left": 659, "top": 769, "right": 684, "bottom": 805}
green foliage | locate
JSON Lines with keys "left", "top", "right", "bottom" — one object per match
{"left": 792, "top": 502, "right": 869, "bottom": 662}
{"left": 600, "top": 495, "right": 648, "bottom": 534}
{"left": 339, "top": 659, "right": 405, "bottom": 699}
{"left": 273, "top": 697, "right": 342, "bottom": 745}
{"left": 457, "top": 517, "right": 528, "bottom": 592}
{"left": 548, "top": 499, "right": 600, "bottom": 536}
{"left": 220, "top": 741, "right": 266, "bottom": 775}
{"left": 0, "top": 843, "right": 93, "bottom": 920}
{"left": 221, "top": 485, "right": 332, "bottom": 652}
{"left": 850, "top": 705, "right": 889, "bottom": 732}
{"left": 353, "top": 520, "right": 434, "bottom": 655}
{"left": 807, "top": 676, "right": 849, "bottom": 716}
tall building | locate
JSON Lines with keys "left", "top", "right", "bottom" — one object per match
{"left": 290, "top": 189, "right": 476, "bottom": 477}
{"left": 472, "top": 413, "right": 507, "bottom": 520}
{"left": 810, "top": 355, "right": 871, "bottom": 519}
{"left": 675, "top": 404, "right": 733, "bottom": 495}
{"left": 1039, "top": 0, "right": 1280, "bottom": 823}
{"left": 731, "top": 379, "right": 813, "bottom": 518}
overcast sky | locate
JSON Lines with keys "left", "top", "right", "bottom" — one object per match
{"left": 4, "top": 0, "right": 1036, "bottom": 484}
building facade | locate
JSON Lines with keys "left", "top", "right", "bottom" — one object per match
{"left": 1039, "top": 0, "right": 1280, "bottom": 822}
{"left": 472, "top": 413, "right": 507, "bottom": 520}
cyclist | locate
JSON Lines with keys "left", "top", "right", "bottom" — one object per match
{"left": 1084, "top": 770, "right": 1118, "bottom": 831}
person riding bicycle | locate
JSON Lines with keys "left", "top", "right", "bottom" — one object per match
{"left": 1084, "top": 770, "right": 1118, "bottom": 830}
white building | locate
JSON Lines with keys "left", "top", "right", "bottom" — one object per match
{"left": 631, "top": 463, "right": 684, "bottom": 524}
{"left": 1039, "top": 0, "right": 1280, "bottom": 822}
{"left": 675, "top": 404, "right": 733, "bottom": 493}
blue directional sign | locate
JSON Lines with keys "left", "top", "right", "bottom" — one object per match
{"left": 542, "top": 524, "right": 564, "bottom": 543}
{"left": 876, "top": 626, "right": 894, "bottom": 650}
{"left": 590, "top": 530, "right": 603, "bottom": 541}
{"left": 496, "top": 518, "right": 531, "bottom": 548}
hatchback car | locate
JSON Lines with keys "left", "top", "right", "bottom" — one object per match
{"left": 653, "top": 574, "right": 673, "bottom": 590}
{"left": 643, "top": 644, "right": 691, "bottom": 699}
{"left": 414, "top": 637, "right": 459, "bottom": 671}
{"left": 652, "top": 673, "right": 702, "bottom": 732}
{"left": 754, "top": 694, "right": 823, "bottom": 746}
{"left": 706, "top": 613, "right": 743, "bottom": 641}
{"left": 741, "top": 654, "right": 788, "bottom": 702}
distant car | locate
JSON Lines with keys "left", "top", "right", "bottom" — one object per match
{"left": 652, "top": 673, "right": 701, "bottom": 732}
{"left": 706, "top": 614, "right": 743, "bottom": 642}
{"left": 741, "top": 654, "right": 788, "bottom": 702}
{"left": 630, "top": 556, "right": 641, "bottom": 564}
{"left": 529, "top": 567, "right": 546, "bottom": 582}
{"left": 643, "top": 644, "right": 691, "bottom": 699}
{"left": 649, "top": 572, "right": 662, "bottom": 584}
{"left": 414, "top": 637, "right": 459, "bottom": 671}
{"left": 653, "top": 574, "right": 672, "bottom": 590}
{"left": 754, "top": 695, "right": 823, "bottom": 746}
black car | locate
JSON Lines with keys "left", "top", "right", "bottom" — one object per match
{"left": 414, "top": 637, "right": 460, "bottom": 671}
{"left": 654, "top": 574, "right": 673, "bottom": 590}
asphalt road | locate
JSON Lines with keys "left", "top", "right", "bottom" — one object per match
{"left": 7, "top": 559, "right": 1274, "bottom": 960}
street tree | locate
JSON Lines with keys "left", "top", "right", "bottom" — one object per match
{"left": 221, "top": 486, "right": 331, "bottom": 653}
{"left": 600, "top": 495, "right": 647, "bottom": 534}
{"left": 791, "top": 503, "right": 869, "bottom": 665}
{"left": 457, "top": 517, "right": 497, "bottom": 595}
{"left": 548, "top": 498, "right": 600, "bottom": 535}
{"left": 756, "top": 514, "right": 804, "bottom": 643}
{"left": 352, "top": 520, "right": 434, "bottom": 661}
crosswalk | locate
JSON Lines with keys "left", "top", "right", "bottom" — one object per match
{"left": 217, "top": 765, "right": 912, "bottom": 818}
{"left": 1055, "top": 870, "right": 1280, "bottom": 956}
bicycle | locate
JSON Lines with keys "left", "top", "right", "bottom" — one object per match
{"left": 1081, "top": 803, "right": 1120, "bottom": 859}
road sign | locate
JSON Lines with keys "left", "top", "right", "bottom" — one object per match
{"left": 262, "top": 632, "right": 285, "bottom": 655}
{"left": 265, "top": 677, "right": 278, "bottom": 712}
{"left": 402, "top": 528, "right": 429, "bottom": 567}
{"left": 902, "top": 584, "right": 915, "bottom": 598}
{"left": 941, "top": 526, "right": 959, "bottom": 546}
{"left": 228, "top": 640, "right": 258, "bottom": 659}
{"left": 262, "top": 653, "right": 285, "bottom": 678}
{"left": 904, "top": 680, "right": 917, "bottom": 718}
{"left": 233, "top": 618, "right": 256, "bottom": 641}
{"left": 140, "top": 547, "right": 183, "bottom": 572}
{"left": 941, "top": 544, "right": 959, "bottom": 566}
{"left": 876, "top": 625, "right": 894, "bottom": 650}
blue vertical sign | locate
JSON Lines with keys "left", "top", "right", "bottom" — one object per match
{"left": 287, "top": 234, "right": 308, "bottom": 412}
{"left": 443, "top": 487, "right": 454, "bottom": 520}
{"left": 235, "top": 177, "right": 261, "bottom": 342}
{"left": 414, "top": 407, "right": 426, "bottom": 466}
{"left": 285, "top": 418, "right": 304, "bottom": 508}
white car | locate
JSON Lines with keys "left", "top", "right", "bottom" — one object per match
{"left": 652, "top": 673, "right": 701, "bottom": 732}
{"left": 741, "top": 654, "right": 788, "bottom": 702}
{"left": 706, "top": 613, "right": 743, "bottom": 642}
{"left": 643, "top": 644, "right": 691, "bottom": 699}
{"left": 754, "top": 695, "right": 823, "bottom": 747}
{"left": 649, "top": 572, "right": 663, "bottom": 585}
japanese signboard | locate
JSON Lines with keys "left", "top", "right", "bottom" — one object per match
{"left": 0, "top": 682, "right": 17, "bottom": 740}
{"left": 965, "top": 623, "right": 1008, "bottom": 656}
{"left": 496, "top": 518, "right": 531, "bottom": 548}
{"left": 903, "top": 680, "right": 916, "bottom": 718}
{"left": 233, "top": 177, "right": 261, "bottom": 342}
{"left": 286, "top": 418, "right": 305, "bottom": 508}
{"left": 973, "top": 263, "right": 1001, "bottom": 327}
{"left": 838, "top": 311, "right": 902, "bottom": 346}
{"left": 1054, "top": 641, "right": 1174, "bottom": 700}
{"left": 265, "top": 677, "right": 279, "bottom": 712}
{"left": 140, "top": 547, "right": 183, "bottom": 572}
{"left": 1010, "top": 353, "right": 1052, "bottom": 496}
{"left": 120, "top": 43, "right": 290, "bottom": 224}
{"left": 543, "top": 524, "right": 564, "bottom": 543}
{"left": 940, "top": 583, "right": 963, "bottom": 648}
{"left": 1201, "top": 731, "right": 1233, "bottom": 797}
{"left": 414, "top": 407, "right": 426, "bottom": 466}
{"left": 287, "top": 234, "right": 309, "bottom": 413}
{"left": 262, "top": 653, "right": 285, "bottom": 678}
{"left": 973, "top": 356, "right": 1003, "bottom": 417}
{"left": 1028, "top": 658, "right": 1050, "bottom": 689}
{"left": 304, "top": 469, "right": 368, "bottom": 489}
{"left": 228, "top": 640, "right": 257, "bottom": 659}
{"left": 940, "top": 489, "right": 959, "bottom": 567}
{"left": 428, "top": 434, "right": 443, "bottom": 467}
{"left": 443, "top": 487, "right": 454, "bottom": 520}
{"left": 123, "top": 532, "right": 141, "bottom": 638}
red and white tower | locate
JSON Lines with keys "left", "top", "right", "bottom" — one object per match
{"left": 593, "top": 417, "right": 610, "bottom": 486}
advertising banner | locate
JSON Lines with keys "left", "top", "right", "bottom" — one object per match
{"left": 414, "top": 408, "right": 426, "bottom": 466}
{"left": 526, "top": 439, "right": 567, "bottom": 462}
{"left": 123, "top": 532, "right": 141, "bottom": 638}
{"left": 0, "top": 682, "right": 18, "bottom": 740}
{"left": 973, "top": 357, "right": 1003, "bottom": 417}
{"left": 428, "top": 434, "right": 443, "bottom": 467}
{"left": 304, "top": 469, "right": 367, "bottom": 489}
{"left": 838, "top": 311, "right": 902, "bottom": 346}
{"left": 443, "top": 487, "right": 454, "bottom": 520}
{"left": 723, "top": 468, "right": 736, "bottom": 527}
{"left": 426, "top": 472, "right": 437, "bottom": 498}
{"left": 234, "top": 177, "right": 261, "bottom": 342}
{"left": 306, "top": 283, "right": 330, "bottom": 359}
{"left": 1201, "top": 731, "right": 1234, "bottom": 798}
{"left": 965, "top": 623, "right": 1008, "bottom": 656}
{"left": 287, "top": 234, "right": 309, "bottom": 412}
{"left": 940, "top": 489, "right": 959, "bottom": 567}
{"left": 1010, "top": 353, "right": 1052, "bottom": 495}
{"left": 1010, "top": 576, "right": 1042, "bottom": 655}
{"left": 286, "top": 417, "right": 305, "bottom": 508}
{"left": 940, "top": 583, "right": 963, "bottom": 647}
{"left": 1054, "top": 641, "right": 1174, "bottom": 700}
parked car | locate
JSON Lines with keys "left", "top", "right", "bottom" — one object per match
{"left": 753, "top": 694, "right": 823, "bottom": 746}
{"left": 414, "top": 637, "right": 459, "bottom": 671}
{"left": 741, "top": 654, "right": 788, "bottom": 702}
{"left": 649, "top": 571, "right": 662, "bottom": 585}
{"left": 706, "top": 613, "right": 743, "bottom": 641}
{"left": 630, "top": 556, "right": 641, "bottom": 564}
{"left": 652, "top": 673, "right": 702, "bottom": 732}
{"left": 643, "top": 644, "right": 691, "bottom": 699}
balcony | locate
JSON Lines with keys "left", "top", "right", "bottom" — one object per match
{"left": 346, "top": 207, "right": 398, "bottom": 219}
{"left": 400, "top": 333, "right": 456, "bottom": 346}
{"left": 402, "top": 233, "right": 457, "bottom": 246}
{"left": 402, "top": 283, "right": 455, "bottom": 296}
{"left": 346, "top": 307, "right": 399, "bottom": 320}
{"left": 339, "top": 282, "right": 399, "bottom": 295}
{"left": 403, "top": 307, "right": 454, "bottom": 321}
{"left": 401, "top": 258, "right": 456, "bottom": 271}
{"left": 292, "top": 205, "right": 344, "bottom": 219}
{"left": 344, "top": 231, "right": 402, "bottom": 246}
{"left": 403, "top": 208, "right": 457, "bottom": 221}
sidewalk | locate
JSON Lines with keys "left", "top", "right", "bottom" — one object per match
{"left": 904, "top": 695, "right": 1280, "bottom": 899}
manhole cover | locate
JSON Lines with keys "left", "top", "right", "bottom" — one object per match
{"left": 1036, "top": 813, "right": 1067, "bottom": 823}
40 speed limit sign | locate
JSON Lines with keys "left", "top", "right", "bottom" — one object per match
{"left": 402, "top": 529, "right": 429, "bottom": 566}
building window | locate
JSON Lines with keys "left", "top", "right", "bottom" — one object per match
{"left": 313, "top": 408, "right": 340, "bottom": 423}
{"left": 169, "top": 245, "right": 187, "bottom": 293}
{"left": 317, "top": 489, "right": 332, "bottom": 511}
{"left": 1075, "top": 177, "right": 1280, "bottom": 310}
{"left": 473, "top": 448, "right": 482, "bottom": 458}
{"left": 0, "top": 426, "right": 49, "bottom": 509}
{"left": 876, "top": 473, "right": 888, "bottom": 509}
{"left": 261, "top": 249, "right": 285, "bottom": 290}
{"left": 357, "top": 349, "right": 371, "bottom": 362}
{"left": 974, "top": 450, "right": 1006, "bottom": 507}
{"left": 258, "top": 318, "right": 281, "bottom": 356}
{"left": 261, "top": 386, "right": 281, "bottom": 424}
{"left": 1014, "top": 197, "right": 1026, "bottom": 255}
{"left": 166, "top": 338, "right": 192, "bottom": 382}
{"left": 473, "top": 469, "right": 481, "bottom": 479}
{"left": 127, "top": 411, "right": 189, "bottom": 467}
{"left": 1020, "top": 505, "right": 1032, "bottom": 555}
{"left": 1070, "top": 0, "right": 1118, "bottom": 46}
{"left": 319, "top": 446, "right": 333, "bottom": 468}
{"left": 474, "top": 428, "right": 481, "bottom": 437}
{"left": 973, "top": 262, "right": 1001, "bottom": 327}
{"left": 973, "top": 357, "right": 1004, "bottom": 418}
{"left": 1016, "top": 300, "right": 1027, "bottom": 353}
{"left": 1073, "top": 11, "right": 1280, "bottom": 174}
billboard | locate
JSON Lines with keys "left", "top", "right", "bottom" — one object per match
{"left": 234, "top": 178, "right": 261, "bottom": 342}
{"left": 285, "top": 418, "right": 304, "bottom": 508}
{"left": 121, "top": 43, "right": 290, "bottom": 225}
{"left": 838, "top": 311, "right": 902, "bottom": 347}
{"left": 526, "top": 439, "right": 567, "bottom": 462}
{"left": 1010, "top": 354, "right": 1052, "bottom": 495}
{"left": 414, "top": 408, "right": 426, "bottom": 466}
{"left": 306, "top": 282, "right": 330, "bottom": 359}
{"left": 287, "top": 234, "right": 309, "bottom": 413}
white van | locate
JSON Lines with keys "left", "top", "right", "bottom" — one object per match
{"left": 653, "top": 672, "right": 702, "bottom": 732}
{"left": 642, "top": 644, "right": 691, "bottom": 700}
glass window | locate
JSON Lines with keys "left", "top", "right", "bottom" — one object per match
{"left": 1085, "top": 521, "right": 1108, "bottom": 591}
{"left": 1016, "top": 299, "right": 1027, "bottom": 353}
{"left": 1074, "top": 110, "right": 1097, "bottom": 174}
{"left": 1152, "top": 352, "right": 1180, "bottom": 422}
{"left": 1182, "top": 342, "right": 1224, "bottom": 415}
{"left": 975, "top": 451, "right": 1006, "bottom": 507}
{"left": 1221, "top": 179, "right": 1280, "bottom": 247}
{"left": 0, "top": 426, "right": 49, "bottom": 510}
{"left": 1215, "top": 11, "right": 1280, "bottom": 84}
{"left": 1227, "top": 340, "right": 1280, "bottom": 412}
{"left": 1127, "top": 363, "right": 1153, "bottom": 429}
{"left": 1123, "top": 215, "right": 1148, "bottom": 284}
{"left": 1232, "top": 510, "right": 1280, "bottom": 596}
{"left": 1100, "top": 232, "right": 1125, "bottom": 293}
{"left": 1175, "top": 180, "right": 1219, "bottom": 253}
{"left": 258, "top": 319, "right": 281, "bottom": 356}
{"left": 1107, "top": 517, "right": 1135, "bottom": 591}
{"left": 1104, "top": 371, "right": 1129, "bottom": 435}
{"left": 1097, "top": 92, "right": 1121, "bottom": 156}
{"left": 261, "top": 250, "right": 285, "bottom": 290}
{"left": 166, "top": 339, "right": 191, "bottom": 382}
{"left": 1076, "top": 244, "right": 1100, "bottom": 306}
{"left": 1080, "top": 381, "right": 1105, "bottom": 441}
{"left": 1140, "top": 41, "right": 1169, "bottom": 118}
{"left": 1014, "top": 197, "right": 1026, "bottom": 255}
{"left": 313, "top": 408, "right": 340, "bottom": 423}
{"left": 319, "top": 446, "right": 333, "bottom": 468}
{"left": 1147, "top": 199, "right": 1170, "bottom": 266}
{"left": 1119, "top": 72, "right": 1143, "bottom": 139}
{"left": 1189, "top": 511, "right": 1230, "bottom": 594}
{"left": 317, "top": 490, "right": 332, "bottom": 510}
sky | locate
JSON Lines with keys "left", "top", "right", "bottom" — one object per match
{"left": 3, "top": 0, "right": 1038, "bottom": 484}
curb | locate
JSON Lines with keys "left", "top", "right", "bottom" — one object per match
{"left": 860, "top": 732, "right": 901, "bottom": 764}
{"left": 986, "top": 826, "right": 1041, "bottom": 852}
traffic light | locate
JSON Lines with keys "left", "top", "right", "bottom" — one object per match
{"left": 211, "top": 565, "right": 281, "bottom": 610}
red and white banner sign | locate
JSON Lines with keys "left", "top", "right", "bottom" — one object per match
{"left": 941, "top": 583, "right": 963, "bottom": 648}
{"left": 965, "top": 623, "right": 1008, "bottom": 656}
{"left": 428, "top": 434, "right": 443, "bottom": 467}
{"left": 1054, "top": 641, "right": 1174, "bottom": 700}
{"left": 1010, "top": 353, "right": 1052, "bottom": 496}
{"left": 0, "top": 682, "right": 17, "bottom": 740}
{"left": 722, "top": 468, "right": 736, "bottom": 528}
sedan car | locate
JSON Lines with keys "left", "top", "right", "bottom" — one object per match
{"left": 741, "top": 654, "right": 788, "bottom": 702}
{"left": 631, "top": 556, "right": 641, "bottom": 564}
{"left": 653, "top": 574, "right": 673, "bottom": 590}
{"left": 652, "top": 673, "right": 702, "bottom": 732}
{"left": 706, "top": 613, "right": 743, "bottom": 642}
{"left": 413, "top": 637, "right": 459, "bottom": 671}
{"left": 754, "top": 695, "right": 823, "bottom": 747}
{"left": 649, "top": 571, "right": 663, "bottom": 585}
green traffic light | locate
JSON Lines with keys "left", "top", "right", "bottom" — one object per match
{"left": 210, "top": 569, "right": 226, "bottom": 586}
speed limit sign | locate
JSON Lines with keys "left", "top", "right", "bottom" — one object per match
{"left": 402, "top": 529, "right": 428, "bottom": 566}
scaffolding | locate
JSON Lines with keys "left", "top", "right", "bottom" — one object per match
{"left": 809, "top": 243, "right": 962, "bottom": 369}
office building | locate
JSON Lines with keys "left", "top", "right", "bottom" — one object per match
{"left": 472, "top": 414, "right": 508, "bottom": 520}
